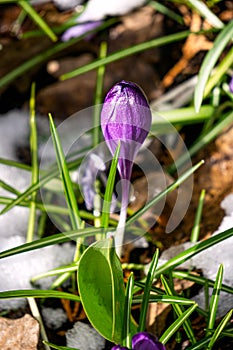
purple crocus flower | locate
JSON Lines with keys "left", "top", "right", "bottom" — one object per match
{"left": 61, "top": 20, "right": 102, "bottom": 41}
{"left": 101, "top": 81, "right": 151, "bottom": 256}
{"left": 112, "top": 332, "right": 166, "bottom": 350}
{"left": 229, "top": 76, "right": 233, "bottom": 94}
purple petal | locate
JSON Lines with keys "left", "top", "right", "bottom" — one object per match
{"left": 132, "top": 332, "right": 166, "bottom": 350}
{"left": 61, "top": 20, "right": 102, "bottom": 41}
{"left": 101, "top": 81, "right": 151, "bottom": 180}
{"left": 111, "top": 346, "right": 129, "bottom": 350}
{"left": 229, "top": 76, "right": 233, "bottom": 94}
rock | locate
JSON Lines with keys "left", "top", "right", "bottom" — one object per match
{"left": 0, "top": 314, "right": 39, "bottom": 350}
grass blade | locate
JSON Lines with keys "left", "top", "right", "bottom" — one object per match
{"left": 138, "top": 248, "right": 159, "bottom": 332}
{"left": 0, "top": 227, "right": 114, "bottom": 259}
{"left": 160, "top": 303, "right": 198, "bottom": 344}
{"left": 186, "top": 0, "right": 224, "bottom": 28}
{"left": 60, "top": 30, "right": 191, "bottom": 80}
{"left": 101, "top": 142, "right": 120, "bottom": 229}
{"left": 43, "top": 341, "right": 78, "bottom": 350}
{"left": 49, "top": 114, "right": 82, "bottom": 230}
{"left": 133, "top": 294, "right": 196, "bottom": 305}
{"left": 161, "top": 275, "right": 196, "bottom": 344}
{"left": 0, "top": 289, "right": 80, "bottom": 302}
{"left": 93, "top": 41, "right": 107, "bottom": 147}
{"left": 190, "top": 189, "right": 206, "bottom": 243}
{"left": 194, "top": 20, "right": 233, "bottom": 112}
{"left": 206, "top": 264, "right": 224, "bottom": 336}
{"left": 207, "top": 309, "right": 233, "bottom": 349}
{"left": 123, "top": 272, "right": 134, "bottom": 349}
{"left": 18, "top": 1, "right": 57, "bottom": 42}
{"left": 27, "top": 82, "right": 38, "bottom": 242}
{"left": 172, "top": 270, "right": 233, "bottom": 295}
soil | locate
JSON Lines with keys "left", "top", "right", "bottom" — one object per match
{"left": 0, "top": 1, "right": 233, "bottom": 349}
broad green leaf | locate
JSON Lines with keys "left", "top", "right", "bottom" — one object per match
{"left": 78, "top": 238, "right": 125, "bottom": 343}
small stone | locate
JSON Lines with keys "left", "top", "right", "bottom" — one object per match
{"left": 0, "top": 314, "right": 39, "bottom": 350}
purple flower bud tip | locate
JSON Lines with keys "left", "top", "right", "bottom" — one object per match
{"left": 132, "top": 332, "right": 166, "bottom": 350}
{"left": 101, "top": 81, "right": 152, "bottom": 180}
{"left": 61, "top": 20, "right": 102, "bottom": 41}
{"left": 111, "top": 332, "right": 166, "bottom": 350}
{"left": 229, "top": 76, "right": 233, "bottom": 94}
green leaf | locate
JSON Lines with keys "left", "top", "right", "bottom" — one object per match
{"left": 78, "top": 238, "right": 125, "bottom": 343}
{"left": 207, "top": 309, "right": 233, "bottom": 349}
{"left": 160, "top": 303, "right": 198, "bottom": 344}
{"left": 161, "top": 275, "right": 196, "bottom": 344}
{"left": 138, "top": 248, "right": 159, "bottom": 332}
{"left": 123, "top": 272, "right": 135, "bottom": 348}
{"left": 206, "top": 264, "right": 224, "bottom": 336}
{"left": 101, "top": 142, "right": 120, "bottom": 229}
{"left": 0, "top": 289, "right": 80, "bottom": 302}
{"left": 194, "top": 20, "right": 233, "bottom": 112}
{"left": 18, "top": 1, "right": 58, "bottom": 42}
{"left": 49, "top": 114, "right": 82, "bottom": 230}
{"left": 43, "top": 341, "right": 79, "bottom": 350}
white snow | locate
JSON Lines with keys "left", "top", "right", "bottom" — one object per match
{"left": 42, "top": 307, "right": 68, "bottom": 329}
{"left": 0, "top": 110, "right": 75, "bottom": 310}
{"left": 66, "top": 321, "right": 105, "bottom": 350}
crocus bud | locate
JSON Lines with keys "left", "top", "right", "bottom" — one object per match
{"left": 101, "top": 81, "right": 151, "bottom": 257}
{"left": 101, "top": 80, "right": 152, "bottom": 181}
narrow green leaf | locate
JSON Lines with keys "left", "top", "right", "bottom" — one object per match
{"left": 43, "top": 342, "right": 78, "bottom": 350}
{"left": 0, "top": 289, "right": 80, "bottom": 302}
{"left": 133, "top": 294, "right": 196, "bottom": 305}
{"left": 194, "top": 20, "right": 233, "bottom": 112}
{"left": 49, "top": 114, "right": 82, "bottom": 229}
{"left": 169, "top": 110, "right": 233, "bottom": 173}
{"left": 154, "top": 227, "right": 233, "bottom": 278}
{"left": 0, "top": 227, "right": 114, "bottom": 259}
{"left": 61, "top": 30, "right": 191, "bottom": 80}
{"left": 78, "top": 238, "right": 125, "bottom": 343}
{"left": 101, "top": 142, "right": 120, "bottom": 229}
{"left": 138, "top": 249, "right": 159, "bottom": 332}
{"left": 18, "top": 1, "right": 58, "bottom": 42}
{"left": 160, "top": 303, "right": 198, "bottom": 344}
{"left": 190, "top": 189, "right": 206, "bottom": 243}
{"left": 0, "top": 19, "right": 115, "bottom": 90}
{"left": 123, "top": 272, "right": 135, "bottom": 348}
{"left": 172, "top": 270, "right": 233, "bottom": 295}
{"left": 161, "top": 275, "right": 196, "bottom": 344}
{"left": 207, "top": 309, "right": 233, "bottom": 349}
{"left": 206, "top": 264, "right": 224, "bottom": 336}
{"left": 27, "top": 82, "right": 38, "bottom": 243}
{"left": 187, "top": 0, "right": 224, "bottom": 28}
{"left": 93, "top": 41, "right": 107, "bottom": 147}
